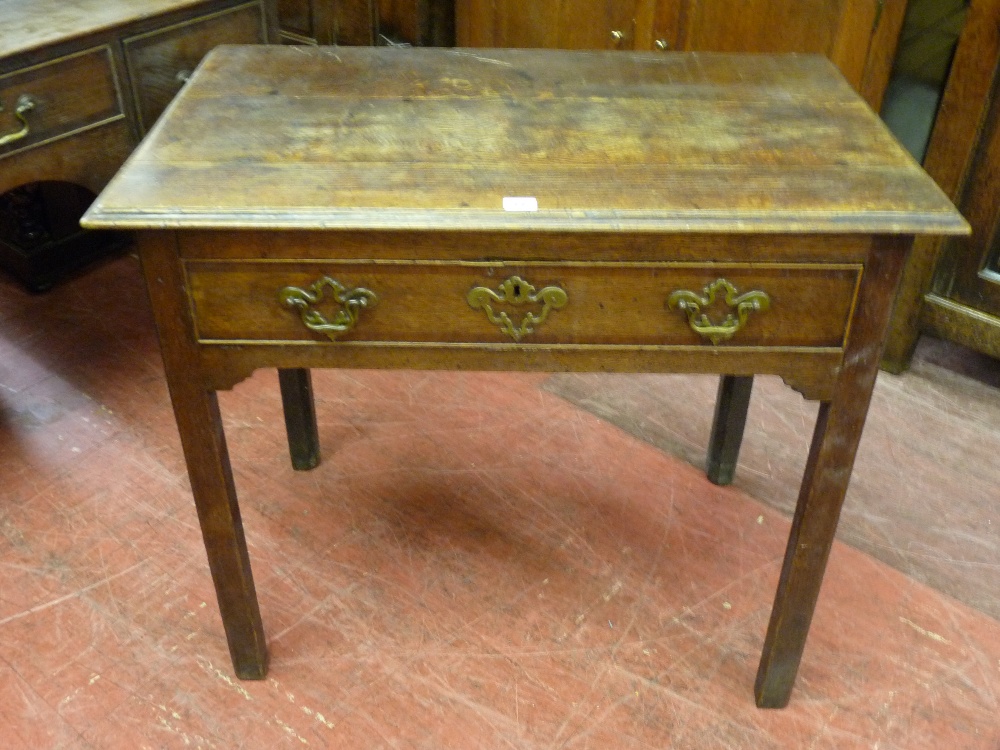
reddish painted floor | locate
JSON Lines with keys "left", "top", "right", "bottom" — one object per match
{"left": 1, "top": 254, "right": 998, "bottom": 748}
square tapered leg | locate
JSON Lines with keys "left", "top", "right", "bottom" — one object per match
{"left": 278, "top": 367, "right": 321, "bottom": 471}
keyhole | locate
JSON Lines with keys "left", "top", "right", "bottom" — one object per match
{"left": 513, "top": 283, "right": 521, "bottom": 297}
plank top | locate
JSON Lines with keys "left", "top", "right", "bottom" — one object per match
{"left": 82, "top": 45, "right": 969, "bottom": 235}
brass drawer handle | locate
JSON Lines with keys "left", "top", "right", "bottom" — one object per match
{"left": 278, "top": 276, "right": 377, "bottom": 340}
{"left": 0, "top": 95, "right": 36, "bottom": 147}
{"left": 668, "top": 278, "right": 770, "bottom": 344}
{"left": 468, "top": 275, "right": 567, "bottom": 341}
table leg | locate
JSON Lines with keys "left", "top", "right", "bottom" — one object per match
{"left": 753, "top": 400, "right": 850, "bottom": 706}
{"left": 138, "top": 231, "right": 268, "bottom": 679}
{"left": 753, "top": 236, "right": 910, "bottom": 708}
{"left": 278, "top": 368, "right": 320, "bottom": 470}
{"left": 706, "top": 375, "right": 753, "bottom": 485}
{"left": 167, "top": 380, "right": 270, "bottom": 679}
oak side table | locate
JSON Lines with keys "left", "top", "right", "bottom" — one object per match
{"left": 82, "top": 46, "right": 968, "bottom": 707}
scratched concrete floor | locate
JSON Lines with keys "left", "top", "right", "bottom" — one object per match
{"left": 1, "top": 254, "right": 998, "bottom": 749}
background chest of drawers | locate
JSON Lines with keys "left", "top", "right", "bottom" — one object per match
{"left": 274, "top": 0, "right": 453, "bottom": 46}
{"left": 0, "top": 0, "right": 278, "bottom": 290}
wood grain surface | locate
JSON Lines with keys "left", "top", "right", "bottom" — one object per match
{"left": 83, "top": 46, "right": 968, "bottom": 235}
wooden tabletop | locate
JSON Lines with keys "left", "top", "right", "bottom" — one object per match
{"left": 82, "top": 45, "right": 968, "bottom": 235}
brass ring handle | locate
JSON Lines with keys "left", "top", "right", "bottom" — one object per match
{"left": 0, "top": 95, "right": 37, "bottom": 148}
{"left": 278, "top": 276, "right": 377, "bottom": 341}
{"left": 668, "top": 278, "right": 770, "bottom": 345}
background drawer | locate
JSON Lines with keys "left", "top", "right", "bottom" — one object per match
{"left": 124, "top": 1, "right": 267, "bottom": 132}
{"left": 186, "top": 260, "right": 862, "bottom": 348}
{"left": 0, "top": 47, "right": 122, "bottom": 159}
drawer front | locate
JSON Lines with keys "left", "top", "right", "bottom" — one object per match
{"left": 124, "top": 2, "right": 267, "bottom": 132}
{"left": 0, "top": 120, "right": 134, "bottom": 198}
{"left": 186, "top": 260, "right": 861, "bottom": 349}
{"left": 0, "top": 47, "right": 122, "bottom": 159}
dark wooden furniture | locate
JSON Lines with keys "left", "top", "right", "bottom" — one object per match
{"left": 457, "top": 0, "right": 908, "bottom": 109}
{"left": 276, "top": 0, "right": 454, "bottom": 46}
{"left": 276, "top": 0, "right": 371, "bottom": 43}
{"left": 0, "top": 0, "right": 277, "bottom": 290}
{"left": 883, "top": 0, "right": 1000, "bottom": 368}
{"left": 82, "top": 46, "right": 966, "bottom": 708}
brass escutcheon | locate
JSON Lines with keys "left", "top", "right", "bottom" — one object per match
{"left": 467, "top": 275, "right": 568, "bottom": 341}
{"left": 278, "top": 276, "right": 377, "bottom": 340}
{"left": 668, "top": 278, "right": 770, "bottom": 345}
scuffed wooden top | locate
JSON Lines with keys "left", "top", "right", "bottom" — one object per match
{"left": 83, "top": 46, "right": 969, "bottom": 235}
{"left": 0, "top": 0, "right": 212, "bottom": 58}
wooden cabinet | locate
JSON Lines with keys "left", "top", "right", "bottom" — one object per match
{"left": 933, "top": 109, "right": 1000, "bottom": 356}
{"left": 457, "top": 0, "right": 648, "bottom": 50}
{"left": 459, "top": 0, "right": 645, "bottom": 50}
{"left": 884, "top": 0, "right": 1000, "bottom": 366}
{"left": 0, "top": 0, "right": 278, "bottom": 289}
{"left": 124, "top": 3, "right": 271, "bottom": 131}
{"left": 457, "top": 0, "right": 907, "bottom": 108}
{"left": 276, "top": 0, "right": 454, "bottom": 46}
{"left": 276, "top": 0, "right": 372, "bottom": 44}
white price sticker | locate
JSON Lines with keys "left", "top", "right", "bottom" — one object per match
{"left": 502, "top": 196, "right": 538, "bottom": 212}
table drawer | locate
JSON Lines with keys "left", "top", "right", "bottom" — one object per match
{"left": 124, "top": 1, "right": 267, "bottom": 132}
{"left": 186, "top": 260, "right": 861, "bottom": 348}
{"left": 0, "top": 47, "right": 122, "bottom": 159}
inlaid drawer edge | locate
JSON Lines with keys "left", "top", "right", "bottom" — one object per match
{"left": 195, "top": 340, "right": 847, "bottom": 360}
{"left": 185, "top": 258, "right": 865, "bottom": 271}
